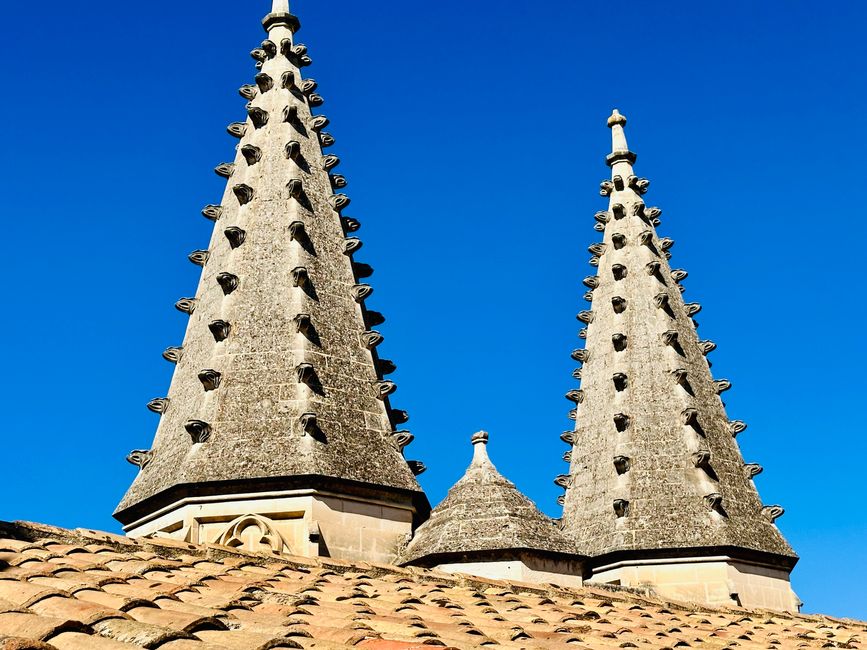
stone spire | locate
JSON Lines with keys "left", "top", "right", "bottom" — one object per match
{"left": 399, "top": 432, "right": 582, "bottom": 586}
{"left": 557, "top": 110, "right": 799, "bottom": 611}
{"left": 115, "top": 0, "right": 429, "bottom": 563}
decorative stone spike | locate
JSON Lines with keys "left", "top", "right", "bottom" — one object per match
{"left": 281, "top": 70, "right": 296, "bottom": 90}
{"left": 594, "top": 211, "right": 610, "bottom": 224}
{"left": 291, "top": 267, "right": 310, "bottom": 288}
{"left": 202, "top": 204, "right": 223, "bottom": 221}
{"left": 566, "top": 389, "right": 585, "bottom": 404}
{"left": 563, "top": 450, "right": 573, "bottom": 463}
{"left": 341, "top": 216, "right": 361, "bottom": 233}
{"left": 300, "top": 78, "right": 318, "bottom": 94}
{"left": 577, "top": 311, "right": 594, "bottom": 324}
{"left": 583, "top": 276, "right": 600, "bottom": 289}
{"left": 185, "top": 420, "right": 212, "bottom": 444}
{"left": 613, "top": 499, "right": 629, "bottom": 518}
{"left": 322, "top": 155, "right": 341, "bottom": 171}
{"left": 214, "top": 163, "right": 235, "bottom": 178}
{"left": 319, "top": 132, "right": 336, "bottom": 148}
{"left": 744, "top": 464, "right": 764, "bottom": 479}
{"left": 287, "top": 178, "right": 304, "bottom": 198}
{"left": 295, "top": 362, "right": 316, "bottom": 385}
{"left": 374, "top": 380, "right": 397, "bottom": 399}
{"left": 613, "top": 175, "right": 625, "bottom": 191}
{"left": 613, "top": 413, "right": 630, "bottom": 432}
{"left": 224, "top": 227, "right": 247, "bottom": 249}
{"left": 589, "top": 256, "right": 600, "bottom": 267}
{"left": 632, "top": 202, "right": 645, "bottom": 218}
{"left": 216, "top": 272, "right": 240, "bottom": 295}
{"left": 255, "top": 72, "right": 273, "bottom": 92}
{"left": 407, "top": 460, "right": 426, "bottom": 476}
{"left": 588, "top": 243, "right": 607, "bottom": 257}
{"left": 729, "top": 420, "right": 748, "bottom": 436}
{"left": 659, "top": 237, "right": 675, "bottom": 251}
{"left": 330, "top": 174, "right": 347, "bottom": 189}
{"left": 671, "top": 269, "right": 688, "bottom": 282}
{"left": 361, "top": 330, "right": 384, "bottom": 349}
{"left": 560, "top": 431, "right": 577, "bottom": 446}
{"left": 309, "top": 115, "right": 330, "bottom": 132}
{"left": 285, "top": 141, "right": 302, "bottom": 161}
{"left": 638, "top": 230, "right": 654, "bottom": 246}
{"left": 241, "top": 145, "right": 262, "bottom": 165}
{"left": 147, "top": 398, "right": 170, "bottom": 415}
{"left": 330, "top": 194, "right": 351, "bottom": 211}
{"left": 572, "top": 368, "right": 582, "bottom": 380}
{"left": 557, "top": 495, "right": 566, "bottom": 506}
{"left": 762, "top": 505, "right": 785, "bottom": 523}
{"left": 175, "top": 298, "right": 196, "bottom": 315}
{"left": 308, "top": 93, "right": 324, "bottom": 107}
{"left": 232, "top": 184, "right": 254, "bottom": 205}
{"left": 292, "top": 313, "right": 313, "bottom": 336}
{"left": 554, "top": 474, "right": 571, "bottom": 489}
{"left": 612, "top": 333, "right": 628, "bottom": 351}
{"left": 571, "top": 349, "right": 590, "bottom": 363}
{"left": 227, "top": 122, "right": 247, "bottom": 138}
{"left": 699, "top": 340, "right": 717, "bottom": 355}
{"left": 238, "top": 85, "right": 257, "bottom": 101}
{"left": 704, "top": 493, "right": 724, "bottom": 512}
{"left": 126, "top": 450, "right": 153, "bottom": 470}
{"left": 599, "top": 180, "right": 614, "bottom": 196}
{"left": 283, "top": 105, "right": 299, "bottom": 123}
{"left": 628, "top": 175, "right": 650, "bottom": 194}
{"left": 208, "top": 320, "right": 232, "bottom": 343}
{"left": 672, "top": 368, "right": 690, "bottom": 389}
{"left": 250, "top": 47, "right": 267, "bottom": 63}
{"left": 714, "top": 379, "right": 732, "bottom": 394}
{"left": 613, "top": 456, "right": 630, "bottom": 475}
{"left": 353, "top": 262, "right": 374, "bottom": 279}
{"left": 198, "top": 369, "right": 222, "bottom": 391}
{"left": 343, "top": 238, "right": 363, "bottom": 255}
{"left": 188, "top": 250, "right": 210, "bottom": 267}
{"left": 162, "top": 347, "right": 183, "bottom": 364}
{"left": 247, "top": 106, "right": 269, "bottom": 128}
{"left": 352, "top": 284, "right": 373, "bottom": 303}
{"left": 685, "top": 302, "right": 702, "bottom": 316}
{"left": 289, "top": 43, "right": 312, "bottom": 67}
{"left": 568, "top": 409, "right": 578, "bottom": 420}
{"left": 391, "top": 431, "right": 414, "bottom": 452}
{"left": 583, "top": 291, "right": 594, "bottom": 303}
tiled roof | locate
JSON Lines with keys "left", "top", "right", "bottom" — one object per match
{"left": 0, "top": 521, "right": 863, "bottom": 650}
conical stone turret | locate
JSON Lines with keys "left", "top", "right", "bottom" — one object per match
{"left": 558, "top": 110, "right": 799, "bottom": 611}
{"left": 400, "top": 432, "right": 583, "bottom": 586}
{"left": 115, "top": 0, "right": 429, "bottom": 564}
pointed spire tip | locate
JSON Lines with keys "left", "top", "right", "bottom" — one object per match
{"left": 607, "top": 109, "right": 627, "bottom": 128}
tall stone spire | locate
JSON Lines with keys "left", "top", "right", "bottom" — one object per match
{"left": 558, "top": 110, "right": 800, "bottom": 611}
{"left": 115, "top": 0, "right": 429, "bottom": 564}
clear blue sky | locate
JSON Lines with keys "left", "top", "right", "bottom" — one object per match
{"left": 1, "top": 0, "right": 864, "bottom": 619}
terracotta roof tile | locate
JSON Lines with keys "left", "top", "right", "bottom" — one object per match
{"left": 0, "top": 521, "right": 864, "bottom": 650}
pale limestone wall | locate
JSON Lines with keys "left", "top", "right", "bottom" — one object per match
{"left": 124, "top": 489, "right": 415, "bottom": 565}
{"left": 434, "top": 554, "right": 584, "bottom": 588}
{"left": 590, "top": 556, "right": 800, "bottom": 613}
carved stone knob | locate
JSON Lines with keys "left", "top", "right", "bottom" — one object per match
{"left": 295, "top": 362, "right": 316, "bottom": 385}
{"left": 391, "top": 409, "right": 410, "bottom": 424}
{"left": 175, "top": 298, "right": 196, "bottom": 315}
{"left": 554, "top": 474, "right": 572, "bottom": 489}
{"left": 224, "top": 227, "right": 247, "bottom": 249}
{"left": 162, "top": 346, "right": 183, "bottom": 364}
{"left": 283, "top": 104, "right": 299, "bottom": 124}
{"left": 392, "top": 430, "right": 414, "bottom": 451}
{"left": 671, "top": 269, "right": 688, "bottom": 282}
{"left": 594, "top": 211, "right": 609, "bottom": 224}
{"left": 198, "top": 369, "right": 222, "bottom": 391}
{"left": 583, "top": 291, "right": 594, "bottom": 303}
{"left": 613, "top": 499, "right": 629, "bottom": 518}
{"left": 576, "top": 310, "right": 594, "bottom": 324}
{"left": 654, "top": 293, "right": 670, "bottom": 310}
{"left": 330, "top": 194, "right": 351, "bottom": 211}
{"left": 246, "top": 106, "right": 269, "bottom": 128}
{"left": 343, "top": 238, "right": 363, "bottom": 255}
{"left": 560, "top": 431, "right": 575, "bottom": 445}
{"left": 632, "top": 202, "right": 646, "bottom": 217}
{"left": 126, "top": 450, "right": 153, "bottom": 470}
{"left": 330, "top": 174, "right": 348, "bottom": 189}
{"left": 374, "top": 380, "right": 397, "bottom": 399}
{"left": 729, "top": 420, "right": 748, "bottom": 436}
{"left": 232, "top": 184, "right": 254, "bottom": 205}
{"left": 293, "top": 313, "right": 312, "bottom": 335}
{"left": 202, "top": 204, "right": 223, "bottom": 222}
{"left": 612, "top": 296, "right": 627, "bottom": 314}
{"left": 254, "top": 72, "right": 273, "bottom": 93}
{"left": 352, "top": 284, "right": 373, "bottom": 303}
{"left": 281, "top": 70, "right": 297, "bottom": 90}
{"left": 361, "top": 330, "right": 384, "bottom": 349}
{"left": 599, "top": 180, "right": 614, "bottom": 196}
{"left": 341, "top": 216, "right": 361, "bottom": 233}
{"left": 661, "top": 330, "right": 679, "bottom": 346}
{"left": 300, "top": 78, "right": 318, "bottom": 94}
{"left": 571, "top": 349, "right": 590, "bottom": 363}
{"left": 188, "top": 250, "right": 210, "bottom": 267}
{"left": 612, "top": 373, "right": 628, "bottom": 391}
{"left": 378, "top": 359, "right": 397, "bottom": 375}
{"left": 645, "top": 206, "right": 662, "bottom": 220}
{"left": 241, "top": 145, "right": 262, "bottom": 166}
{"left": 612, "top": 204, "right": 626, "bottom": 220}
{"left": 588, "top": 256, "right": 600, "bottom": 267}
{"left": 612, "top": 333, "right": 628, "bottom": 351}
{"left": 699, "top": 340, "right": 717, "bottom": 355}
{"left": 578, "top": 328, "right": 587, "bottom": 340}
{"left": 319, "top": 132, "right": 336, "bottom": 148}
{"left": 214, "top": 162, "right": 235, "bottom": 178}
{"left": 646, "top": 261, "right": 661, "bottom": 276}
{"left": 659, "top": 237, "right": 675, "bottom": 251}
{"left": 685, "top": 302, "right": 702, "bottom": 316}
{"left": 216, "top": 272, "right": 239, "bottom": 295}
{"left": 287, "top": 221, "right": 309, "bottom": 245}
{"left": 260, "top": 39, "right": 277, "bottom": 57}
{"left": 557, "top": 495, "right": 566, "bottom": 507}
{"left": 583, "top": 276, "right": 599, "bottom": 289}
{"left": 762, "top": 505, "right": 785, "bottom": 523}
{"left": 185, "top": 420, "right": 212, "bottom": 443}
{"left": 309, "top": 115, "right": 330, "bottom": 132}
{"left": 299, "top": 412, "right": 319, "bottom": 437}
{"left": 588, "top": 243, "right": 607, "bottom": 257}
{"left": 672, "top": 368, "right": 690, "bottom": 388}
{"left": 238, "top": 85, "right": 257, "bottom": 101}
{"left": 365, "top": 310, "right": 385, "bottom": 327}
{"left": 628, "top": 176, "right": 650, "bottom": 194}
{"left": 565, "top": 389, "right": 585, "bottom": 404}
{"left": 407, "top": 460, "right": 426, "bottom": 476}
{"left": 208, "top": 320, "right": 232, "bottom": 342}
{"left": 227, "top": 122, "right": 247, "bottom": 139}
{"left": 308, "top": 93, "right": 324, "bottom": 107}
{"left": 567, "top": 409, "right": 577, "bottom": 421}
{"left": 611, "top": 234, "right": 627, "bottom": 250}
{"left": 714, "top": 379, "right": 732, "bottom": 394}
{"left": 292, "top": 267, "right": 310, "bottom": 288}
{"left": 287, "top": 178, "right": 304, "bottom": 199}
{"left": 692, "top": 450, "right": 712, "bottom": 469}
{"left": 147, "top": 398, "right": 169, "bottom": 415}
{"left": 638, "top": 230, "right": 654, "bottom": 246}
{"left": 613, "top": 456, "right": 630, "bottom": 475}
{"left": 613, "top": 413, "right": 630, "bottom": 432}
{"left": 744, "top": 463, "right": 764, "bottom": 479}
{"left": 681, "top": 408, "right": 700, "bottom": 427}
{"left": 322, "top": 155, "right": 341, "bottom": 171}
{"left": 353, "top": 262, "right": 374, "bottom": 279}
{"left": 704, "top": 493, "right": 724, "bottom": 512}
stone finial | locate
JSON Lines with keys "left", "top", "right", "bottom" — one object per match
{"left": 471, "top": 430, "right": 492, "bottom": 466}
{"left": 607, "top": 109, "right": 627, "bottom": 128}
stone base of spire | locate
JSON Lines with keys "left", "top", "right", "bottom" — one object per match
{"left": 587, "top": 552, "right": 800, "bottom": 612}
{"left": 422, "top": 551, "right": 585, "bottom": 588}
{"left": 116, "top": 479, "right": 426, "bottom": 565}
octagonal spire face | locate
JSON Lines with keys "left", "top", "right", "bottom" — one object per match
{"left": 116, "top": 1, "right": 426, "bottom": 533}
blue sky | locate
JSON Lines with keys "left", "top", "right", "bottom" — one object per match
{"left": 1, "top": 0, "right": 865, "bottom": 618}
